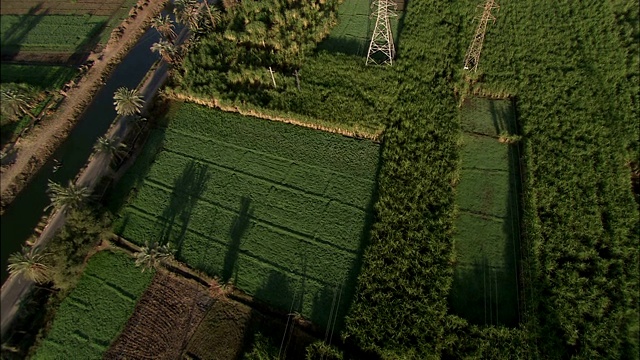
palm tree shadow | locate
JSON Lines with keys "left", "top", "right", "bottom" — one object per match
{"left": 1, "top": 4, "right": 48, "bottom": 60}
{"left": 156, "top": 160, "right": 210, "bottom": 257}
{"left": 221, "top": 196, "right": 253, "bottom": 283}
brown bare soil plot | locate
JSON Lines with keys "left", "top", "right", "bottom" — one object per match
{"left": 104, "top": 271, "right": 213, "bottom": 360}
{"left": 186, "top": 297, "right": 319, "bottom": 360}
{"left": 186, "top": 299, "right": 254, "bottom": 360}
{"left": 0, "top": 0, "right": 126, "bottom": 15}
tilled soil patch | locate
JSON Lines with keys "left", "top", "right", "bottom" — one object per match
{"left": 104, "top": 270, "right": 213, "bottom": 359}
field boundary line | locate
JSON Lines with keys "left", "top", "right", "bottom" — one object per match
{"left": 462, "top": 166, "right": 508, "bottom": 173}
{"left": 121, "top": 210, "right": 352, "bottom": 286}
{"left": 458, "top": 208, "right": 506, "bottom": 221}
{"left": 167, "top": 128, "right": 378, "bottom": 184}
{"left": 125, "top": 202, "right": 361, "bottom": 256}
{"left": 155, "top": 148, "right": 372, "bottom": 212}
{"left": 454, "top": 262, "right": 508, "bottom": 271}
{"left": 166, "top": 92, "right": 383, "bottom": 142}
{"left": 83, "top": 272, "right": 137, "bottom": 303}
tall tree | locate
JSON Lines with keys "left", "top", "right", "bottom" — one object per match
{"left": 113, "top": 87, "right": 144, "bottom": 116}
{"left": 1, "top": 87, "right": 35, "bottom": 121}
{"left": 46, "top": 180, "right": 91, "bottom": 212}
{"left": 174, "top": 0, "right": 201, "bottom": 31}
{"left": 7, "top": 246, "right": 50, "bottom": 284}
{"left": 151, "top": 14, "right": 177, "bottom": 42}
{"left": 151, "top": 41, "right": 180, "bottom": 64}
{"left": 134, "top": 241, "right": 174, "bottom": 272}
{"left": 203, "top": 1, "right": 222, "bottom": 30}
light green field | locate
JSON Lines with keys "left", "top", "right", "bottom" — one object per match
{"left": 114, "top": 102, "right": 380, "bottom": 330}
{"left": 450, "top": 98, "right": 522, "bottom": 327}
{"left": 32, "top": 251, "right": 154, "bottom": 360}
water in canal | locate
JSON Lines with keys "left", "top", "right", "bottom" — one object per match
{"left": 1, "top": 28, "right": 161, "bottom": 284}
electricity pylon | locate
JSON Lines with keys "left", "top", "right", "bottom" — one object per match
{"left": 463, "top": 0, "right": 499, "bottom": 72}
{"left": 366, "top": 0, "right": 397, "bottom": 66}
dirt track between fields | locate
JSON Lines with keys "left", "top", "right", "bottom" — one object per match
{"left": 0, "top": 0, "right": 167, "bottom": 214}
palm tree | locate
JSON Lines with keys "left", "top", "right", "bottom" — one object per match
{"left": 151, "top": 14, "right": 177, "bottom": 42}
{"left": 203, "top": 1, "right": 222, "bottom": 30}
{"left": 46, "top": 180, "right": 91, "bottom": 212}
{"left": 113, "top": 87, "right": 144, "bottom": 116}
{"left": 94, "top": 136, "right": 127, "bottom": 160}
{"left": 174, "top": 0, "right": 201, "bottom": 31}
{"left": 134, "top": 241, "right": 174, "bottom": 272}
{"left": 7, "top": 246, "right": 50, "bottom": 284}
{"left": 151, "top": 41, "right": 179, "bottom": 64}
{"left": 1, "top": 87, "right": 35, "bottom": 121}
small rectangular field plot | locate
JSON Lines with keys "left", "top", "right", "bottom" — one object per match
{"left": 460, "top": 133, "right": 509, "bottom": 171}
{"left": 32, "top": 251, "right": 155, "bottom": 360}
{"left": 0, "top": 0, "right": 126, "bottom": 15}
{"left": 0, "top": 14, "right": 108, "bottom": 54}
{"left": 1, "top": 64, "right": 77, "bottom": 89}
{"left": 451, "top": 98, "right": 522, "bottom": 327}
{"left": 117, "top": 102, "right": 380, "bottom": 330}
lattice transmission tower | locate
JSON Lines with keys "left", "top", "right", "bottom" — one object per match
{"left": 463, "top": 0, "right": 499, "bottom": 72}
{"left": 366, "top": 0, "right": 397, "bottom": 66}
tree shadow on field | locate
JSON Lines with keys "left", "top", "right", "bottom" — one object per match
{"left": 221, "top": 196, "right": 253, "bottom": 283}
{"left": 317, "top": 36, "right": 369, "bottom": 57}
{"left": 236, "top": 271, "right": 320, "bottom": 359}
{"left": 0, "top": 4, "right": 48, "bottom": 60}
{"left": 156, "top": 160, "right": 210, "bottom": 257}
{"left": 489, "top": 99, "right": 516, "bottom": 136}
{"left": 501, "top": 97, "right": 524, "bottom": 328}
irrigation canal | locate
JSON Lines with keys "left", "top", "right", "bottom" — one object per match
{"left": 0, "top": 27, "right": 161, "bottom": 284}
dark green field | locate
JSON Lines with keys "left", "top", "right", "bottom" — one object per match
{"left": 114, "top": 102, "right": 380, "bottom": 330}
{"left": 0, "top": 63, "right": 76, "bottom": 89}
{"left": 449, "top": 98, "right": 522, "bottom": 327}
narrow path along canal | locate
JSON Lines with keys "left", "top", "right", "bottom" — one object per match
{"left": 0, "top": 27, "right": 161, "bottom": 284}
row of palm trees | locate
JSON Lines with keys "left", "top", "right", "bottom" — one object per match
{"left": 5, "top": 86, "right": 167, "bottom": 284}
{"left": 149, "top": 0, "right": 223, "bottom": 64}
{"left": 9, "top": 240, "right": 174, "bottom": 285}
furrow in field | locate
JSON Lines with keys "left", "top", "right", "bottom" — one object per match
{"left": 165, "top": 128, "right": 376, "bottom": 185}
{"left": 159, "top": 146, "right": 372, "bottom": 212}
{"left": 84, "top": 273, "right": 137, "bottom": 303}
{"left": 121, "top": 206, "right": 357, "bottom": 282}
{"left": 166, "top": 104, "right": 380, "bottom": 180}
{"left": 458, "top": 209, "right": 505, "bottom": 222}
{"left": 139, "top": 153, "right": 368, "bottom": 251}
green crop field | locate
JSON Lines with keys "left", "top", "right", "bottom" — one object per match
{"left": 450, "top": 98, "right": 521, "bottom": 327}
{"left": 0, "top": 14, "right": 108, "bottom": 54}
{"left": 32, "top": 251, "right": 154, "bottom": 360}
{"left": 318, "top": 0, "right": 400, "bottom": 57}
{"left": 1, "top": 63, "right": 76, "bottom": 89}
{"left": 114, "top": 102, "right": 380, "bottom": 330}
